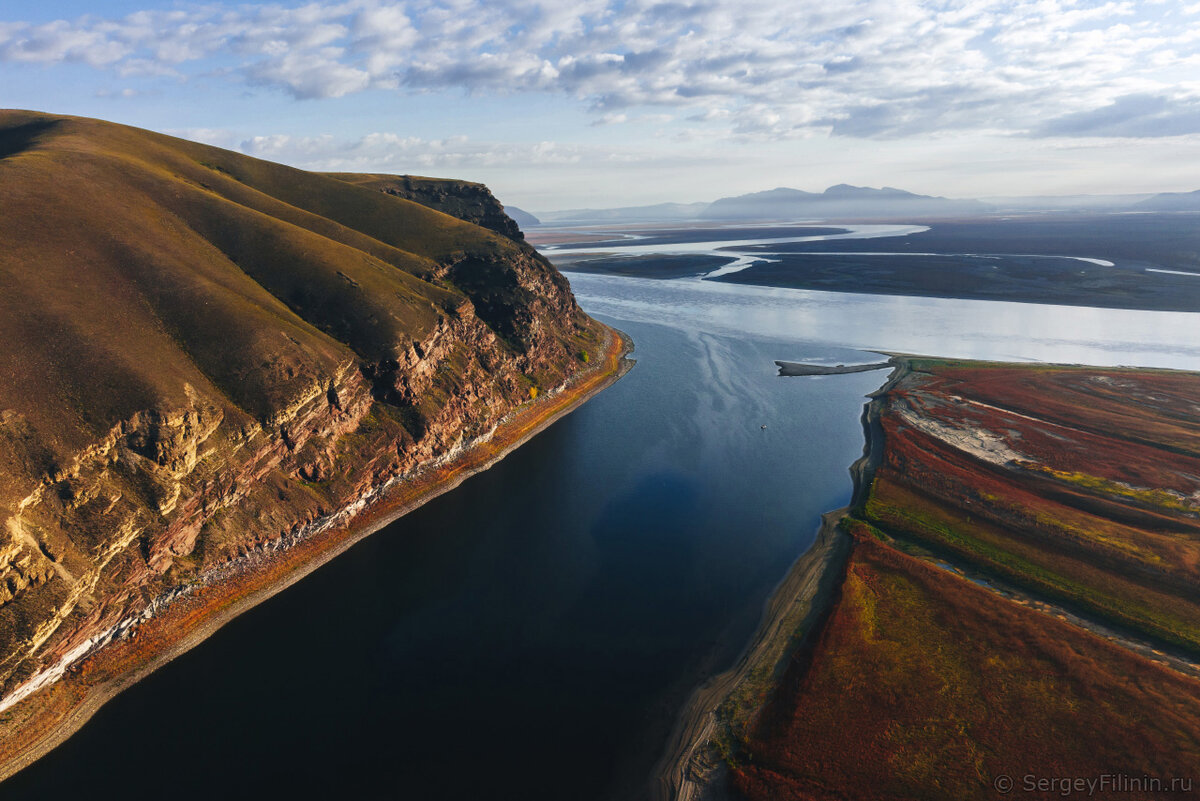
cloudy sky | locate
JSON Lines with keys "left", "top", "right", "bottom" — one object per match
{"left": 4, "top": 0, "right": 1200, "bottom": 210}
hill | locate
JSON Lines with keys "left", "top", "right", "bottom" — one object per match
{"left": 324, "top": 171, "right": 530, "bottom": 240}
{"left": 503, "top": 205, "right": 541, "bottom": 229}
{"left": 0, "top": 110, "right": 623, "bottom": 771}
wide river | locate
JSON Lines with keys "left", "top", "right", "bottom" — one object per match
{"left": 8, "top": 228, "right": 1200, "bottom": 800}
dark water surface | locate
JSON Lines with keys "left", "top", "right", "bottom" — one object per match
{"left": 6, "top": 319, "right": 880, "bottom": 800}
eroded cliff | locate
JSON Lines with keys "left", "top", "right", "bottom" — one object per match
{"left": 0, "top": 110, "right": 610, "bottom": 713}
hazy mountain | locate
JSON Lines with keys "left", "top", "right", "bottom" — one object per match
{"left": 979, "top": 194, "right": 1156, "bottom": 212}
{"left": 700, "top": 184, "right": 992, "bottom": 220}
{"left": 529, "top": 186, "right": 1197, "bottom": 227}
{"left": 504, "top": 205, "right": 541, "bottom": 228}
{"left": 1133, "top": 190, "right": 1200, "bottom": 211}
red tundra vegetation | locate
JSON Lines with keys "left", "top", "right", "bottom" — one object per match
{"left": 732, "top": 525, "right": 1200, "bottom": 800}
{"left": 729, "top": 359, "right": 1200, "bottom": 800}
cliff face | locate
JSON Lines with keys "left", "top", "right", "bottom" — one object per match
{"left": 0, "top": 111, "right": 604, "bottom": 703}
{"left": 328, "top": 173, "right": 527, "bottom": 241}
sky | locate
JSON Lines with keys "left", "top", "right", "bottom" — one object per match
{"left": 3, "top": 0, "right": 1200, "bottom": 211}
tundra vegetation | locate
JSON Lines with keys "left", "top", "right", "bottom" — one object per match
{"left": 725, "top": 359, "right": 1200, "bottom": 799}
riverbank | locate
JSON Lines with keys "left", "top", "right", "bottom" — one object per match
{"left": 0, "top": 326, "right": 634, "bottom": 782}
{"left": 650, "top": 357, "right": 899, "bottom": 801}
{"left": 712, "top": 355, "right": 1200, "bottom": 799}
{"left": 651, "top": 509, "right": 853, "bottom": 801}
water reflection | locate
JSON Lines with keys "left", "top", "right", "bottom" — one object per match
{"left": 570, "top": 273, "right": 1200, "bottom": 369}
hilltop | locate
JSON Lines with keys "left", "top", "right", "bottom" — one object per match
{"left": 323, "top": 172, "right": 531, "bottom": 240}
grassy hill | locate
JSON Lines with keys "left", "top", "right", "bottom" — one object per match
{"left": 0, "top": 110, "right": 606, "bottom": 711}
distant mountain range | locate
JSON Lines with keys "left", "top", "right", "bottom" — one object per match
{"left": 698, "top": 184, "right": 991, "bottom": 220}
{"left": 527, "top": 185, "right": 1200, "bottom": 224}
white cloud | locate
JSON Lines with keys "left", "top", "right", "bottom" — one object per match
{"left": 167, "top": 126, "right": 240, "bottom": 148}
{"left": 246, "top": 48, "right": 371, "bottom": 98}
{"left": 1, "top": 0, "right": 1199, "bottom": 138}
{"left": 235, "top": 129, "right": 631, "bottom": 173}
{"left": 0, "top": 19, "right": 132, "bottom": 65}
{"left": 94, "top": 86, "right": 142, "bottom": 98}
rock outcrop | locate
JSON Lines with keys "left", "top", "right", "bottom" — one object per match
{"left": 0, "top": 110, "right": 608, "bottom": 705}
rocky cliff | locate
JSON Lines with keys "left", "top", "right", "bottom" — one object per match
{"left": 0, "top": 111, "right": 608, "bottom": 708}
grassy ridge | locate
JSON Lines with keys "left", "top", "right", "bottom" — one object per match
{"left": 865, "top": 477, "right": 1200, "bottom": 653}
{"left": 325, "top": 173, "right": 526, "bottom": 241}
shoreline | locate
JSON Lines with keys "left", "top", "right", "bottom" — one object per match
{"left": 718, "top": 354, "right": 1200, "bottom": 797}
{"left": 651, "top": 509, "right": 853, "bottom": 801}
{"left": 0, "top": 326, "right": 634, "bottom": 783}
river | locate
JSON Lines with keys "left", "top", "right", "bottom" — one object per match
{"left": 7, "top": 226, "right": 1200, "bottom": 800}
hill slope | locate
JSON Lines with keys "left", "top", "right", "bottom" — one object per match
{"left": 503, "top": 205, "right": 541, "bottom": 229}
{"left": 0, "top": 110, "right": 613, "bottom": 721}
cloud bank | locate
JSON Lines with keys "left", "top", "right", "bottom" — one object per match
{"left": 3, "top": 0, "right": 1200, "bottom": 138}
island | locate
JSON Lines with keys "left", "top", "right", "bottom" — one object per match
{"left": 0, "top": 111, "right": 631, "bottom": 779}
{"left": 664, "top": 356, "right": 1200, "bottom": 799}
